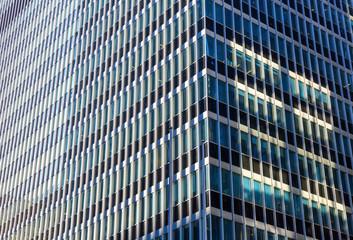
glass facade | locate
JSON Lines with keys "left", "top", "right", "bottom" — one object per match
{"left": 0, "top": 0, "right": 353, "bottom": 239}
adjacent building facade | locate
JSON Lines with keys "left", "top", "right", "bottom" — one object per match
{"left": 1, "top": 0, "right": 353, "bottom": 239}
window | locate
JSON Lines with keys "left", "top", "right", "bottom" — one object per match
{"left": 288, "top": 151, "right": 298, "bottom": 173}
{"left": 182, "top": 224, "right": 189, "bottom": 240}
{"left": 233, "top": 13, "right": 242, "bottom": 32}
{"left": 210, "top": 165, "right": 220, "bottom": 191}
{"left": 303, "top": 198, "right": 310, "bottom": 221}
{"left": 215, "top": 4, "right": 223, "bottom": 24}
{"left": 233, "top": 173, "right": 242, "bottom": 198}
{"left": 261, "top": 140, "right": 268, "bottom": 162}
{"left": 219, "top": 123, "right": 228, "bottom": 147}
{"left": 293, "top": 194, "right": 302, "bottom": 219}
{"left": 191, "top": 220, "right": 200, "bottom": 240}
{"left": 205, "top": 0, "right": 214, "bottom": 19}
{"left": 241, "top": 132, "right": 249, "bottom": 155}
{"left": 221, "top": 169, "right": 231, "bottom": 195}
{"left": 251, "top": 136, "right": 258, "bottom": 159}
{"left": 216, "top": 40, "right": 225, "bottom": 63}
{"left": 182, "top": 130, "right": 188, "bottom": 153}
{"left": 276, "top": 106, "right": 283, "bottom": 127}
{"left": 274, "top": 188, "right": 282, "bottom": 211}
{"left": 243, "top": 19, "right": 251, "bottom": 38}
{"left": 252, "top": 23, "right": 260, "bottom": 42}
{"left": 208, "top": 76, "right": 217, "bottom": 99}
{"left": 264, "top": 184, "right": 272, "bottom": 209}
{"left": 246, "top": 226, "right": 255, "bottom": 240}
{"left": 228, "top": 85, "right": 236, "bottom": 107}
{"left": 218, "top": 80, "right": 227, "bottom": 103}
{"left": 191, "top": 171, "right": 198, "bottom": 196}
{"left": 236, "top": 50, "right": 244, "bottom": 71}
{"left": 248, "top": 94, "right": 255, "bottom": 115}
{"left": 258, "top": 99, "right": 264, "bottom": 119}
{"left": 347, "top": 213, "right": 353, "bottom": 235}
{"left": 234, "top": 222, "right": 243, "bottom": 239}
{"left": 173, "top": 180, "right": 179, "bottom": 205}
{"left": 206, "top": 36, "right": 215, "bottom": 57}
{"left": 243, "top": 177, "right": 252, "bottom": 202}
{"left": 230, "top": 127, "right": 239, "bottom": 151}
{"left": 211, "top": 216, "right": 221, "bottom": 240}
{"left": 209, "top": 118, "right": 219, "bottom": 144}
{"left": 257, "top": 229, "right": 265, "bottom": 240}
{"left": 223, "top": 219, "right": 232, "bottom": 239}
{"left": 284, "top": 191, "right": 292, "bottom": 215}
{"left": 267, "top": 102, "right": 273, "bottom": 123}
{"left": 225, "top": 9, "right": 233, "bottom": 29}
{"left": 238, "top": 90, "right": 246, "bottom": 111}
{"left": 182, "top": 176, "right": 188, "bottom": 201}
{"left": 254, "top": 180, "right": 262, "bottom": 205}
{"left": 226, "top": 45, "right": 234, "bottom": 67}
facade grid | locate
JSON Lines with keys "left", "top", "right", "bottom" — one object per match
{"left": 1, "top": 0, "right": 353, "bottom": 240}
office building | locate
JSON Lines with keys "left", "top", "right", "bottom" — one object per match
{"left": 1, "top": 0, "right": 353, "bottom": 239}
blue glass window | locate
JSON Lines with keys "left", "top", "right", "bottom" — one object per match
{"left": 251, "top": 135, "right": 258, "bottom": 159}
{"left": 261, "top": 139, "right": 268, "bottom": 162}
{"left": 217, "top": 41, "right": 225, "bottom": 63}
{"left": 243, "top": 177, "right": 252, "bottom": 202}
{"left": 207, "top": 76, "right": 217, "bottom": 99}
{"left": 294, "top": 194, "right": 302, "bottom": 219}
{"left": 243, "top": 19, "right": 251, "bottom": 38}
{"left": 233, "top": 173, "right": 242, "bottom": 198}
{"left": 228, "top": 84, "right": 236, "bottom": 107}
{"left": 205, "top": 0, "right": 214, "bottom": 19}
{"left": 274, "top": 188, "right": 282, "bottom": 211}
{"left": 209, "top": 118, "right": 219, "bottom": 144}
{"left": 241, "top": 131, "right": 249, "bottom": 155}
{"left": 210, "top": 165, "right": 220, "bottom": 191}
{"left": 248, "top": 94, "right": 255, "bottom": 115}
{"left": 252, "top": 23, "right": 259, "bottom": 42}
{"left": 218, "top": 80, "right": 227, "bottom": 103}
{"left": 284, "top": 191, "right": 292, "bottom": 215}
{"left": 264, "top": 184, "right": 272, "bottom": 209}
{"left": 254, "top": 180, "right": 262, "bottom": 205}
{"left": 219, "top": 123, "right": 228, "bottom": 147}
{"left": 211, "top": 216, "right": 221, "bottom": 240}
{"left": 223, "top": 219, "right": 232, "bottom": 239}
{"left": 230, "top": 127, "right": 239, "bottom": 151}
{"left": 234, "top": 13, "right": 242, "bottom": 33}
{"left": 215, "top": 4, "right": 223, "bottom": 24}
{"left": 226, "top": 45, "right": 234, "bottom": 67}
{"left": 221, "top": 169, "right": 231, "bottom": 195}
{"left": 238, "top": 89, "right": 246, "bottom": 111}
{"left": 225, "top": 9, "right": 233, "bottom": 29}
{"left": 206, "top": 36, "right": 215, "bottom": 57}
